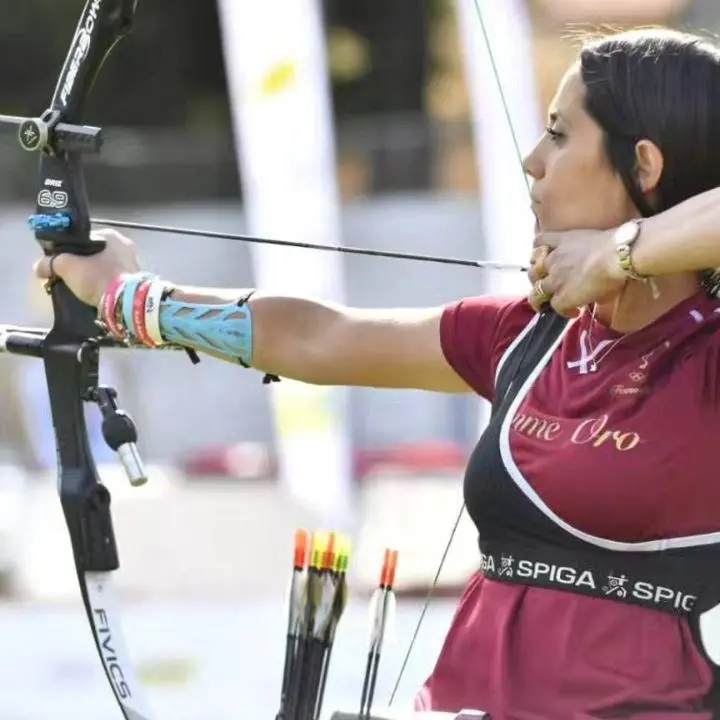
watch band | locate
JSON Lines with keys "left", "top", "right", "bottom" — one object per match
{"left": 614, "top": 220, "right": 647, "bottom": 281}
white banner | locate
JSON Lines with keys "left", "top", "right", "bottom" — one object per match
{"left": 455, "top": 0, "right": 542, "bottom": 428}
{"left": 217, "top": 0, "right": 353, "bottom": 526}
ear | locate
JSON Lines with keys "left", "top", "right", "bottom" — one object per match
{"left": 634, "top": 138, "right": 664, "bottom": 194}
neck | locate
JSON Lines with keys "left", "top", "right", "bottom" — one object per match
{"left": 594, "top": 273, "right": 701, "bottom": 332}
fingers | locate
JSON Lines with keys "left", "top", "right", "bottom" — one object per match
{"left": 33, "top": 253, "right": 75, "bottom": 280}
{"left": 528, "top": 245, "right": 551, "bottom": 284}
{"left": 90, "top": 227, "right": 127, "bottom": 243}
{"left": 526, "top": 271, "right": 581, "bottom": 318}
{"left": 532, "top": 231, "right": 560, "bottom": 250}
{"left": 528, "top": 246, "right": 554, "bottom": 311}
{"left": 528, "top": 276, "right": 555, "bottom": 312}
{"left": 527, "top": 243, "right": 579, "bottom": 317}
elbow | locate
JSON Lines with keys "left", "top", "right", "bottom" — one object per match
{"left": 254, "top": 328, "right": 343, "bottom": 387}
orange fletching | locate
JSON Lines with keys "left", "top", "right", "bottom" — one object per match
{"left": 322, "top": 532, "right": 337, "bottom": 571}
{"left": 293, "top": 529, "right": 309, "bottom": 570}
{"left": 380, "top": 548, "right": 399, "bottom": 589}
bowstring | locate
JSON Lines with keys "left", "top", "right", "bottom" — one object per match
{"left": 387, "top": 0, "right": 534, "bottom": 705}
{"left": 471, "top": 0, "right": 533, "bottom": 196}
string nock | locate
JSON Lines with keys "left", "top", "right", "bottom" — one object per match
{"left": 380, "top": 549, "right": 399, "bottom": 590}
{"left": 29, "top": 213, "right": 71, "bottom": 232}
{"left": 294, "top": 528, "right": 309, "bottom": 570}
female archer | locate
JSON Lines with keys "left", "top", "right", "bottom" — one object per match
{"left": 34, "top": 27, "right": 720, "bottom": 720}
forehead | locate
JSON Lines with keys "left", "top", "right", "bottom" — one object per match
{"left": 549, "top": 65, "right": 586, "bottom": 121}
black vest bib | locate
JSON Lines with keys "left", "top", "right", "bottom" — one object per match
{"left": 463, "top": 310, "right": 720, "bottom": 713}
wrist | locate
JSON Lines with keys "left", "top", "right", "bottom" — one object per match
{"left": 95, "top": 272, "right": 130, "bottom": 313}
{"left": 97, "top": 272, "right": 158, "bottom": 343}
{"left": 611, "top": 219, "right": 648, "bottom": 282}
{"left": 604, "top": 232, "right": 628, "bottom": 283}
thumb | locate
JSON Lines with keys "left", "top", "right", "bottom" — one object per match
{"left": 33, "top": 254, "right": 71, "bottom": 281}
{"left": 33, "top": 257, "right": 52, "bottom": 280}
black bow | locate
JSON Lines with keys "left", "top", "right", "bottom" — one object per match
{"left": 0, "top": 2, "right": 153, "bottom": 718}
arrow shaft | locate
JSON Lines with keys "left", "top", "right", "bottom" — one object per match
{"left": 90, "top": 217, "right": 529, "bottom": 272}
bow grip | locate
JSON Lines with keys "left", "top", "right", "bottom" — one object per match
{"left": 41, "top": 235, "right": 107, "bottom": 340}
{"left": 31, "top": 132, "right": 108, "bottom": 335}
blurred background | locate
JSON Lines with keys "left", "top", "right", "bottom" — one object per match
{"left": 0, "top": 0, "right": 711, "bottom": 717}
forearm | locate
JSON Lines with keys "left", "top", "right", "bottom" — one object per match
{"left": 99, "top": 275, "right": 452, "bottom": 391}
{"left": 633, "top": 186, "right": 720, "bottom": 277}
{"left": 159, "top": 285, "right": 344, "bottom": 381}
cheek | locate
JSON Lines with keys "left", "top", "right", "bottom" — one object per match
{"left": 587, "top": 171, "right": 634, "bottom": 225}
{"left": 544, "top": 152, "right": 629, "bottom": 228}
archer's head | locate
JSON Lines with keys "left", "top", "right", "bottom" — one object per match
{"left": 525, "top": 27, "right": 720, "bottom": 232}
{"left": 524, "top": 27, "right": 720, "bottom": 299}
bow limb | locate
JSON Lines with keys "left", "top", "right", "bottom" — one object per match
{"left": 0, "top": 1, "right": 152, "bottom": 718}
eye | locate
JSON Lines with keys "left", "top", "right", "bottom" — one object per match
{"left": 545, "top": 125, "right": 565, "bottom": 142}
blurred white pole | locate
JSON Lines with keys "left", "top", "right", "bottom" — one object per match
{"left": 455, "top": 0, "right": 542, "bottom": 428}
{"left": 216, "top": 0, "right": 353, "bottom": 528}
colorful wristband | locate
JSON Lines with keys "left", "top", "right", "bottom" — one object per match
{"left": 100, "top": 275, "right": 129, "bottom": 340}
{"left": 143, "top": 280, "right": 173, "bottom": 347}
{"left": 132, "top": 280, "right": 155, "bottom": 347}
{"left": 120, "top": 272, "right": 156, "bottom": 337}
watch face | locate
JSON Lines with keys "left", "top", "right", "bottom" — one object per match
{"left": 616, "top": 221, "right": 639, "bottom": 246}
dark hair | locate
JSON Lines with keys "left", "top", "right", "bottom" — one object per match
{"left": 578, "top": 28, "right": 720, "bottom": 295}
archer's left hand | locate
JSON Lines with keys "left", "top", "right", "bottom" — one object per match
{"left": 527, "top": 228, "right": 627, "bottom": 316}
{"left": 33, "top": 228, "right": 142, "bottom": 308}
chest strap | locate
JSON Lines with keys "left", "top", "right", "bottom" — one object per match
{"left": 478, "top": 533, "right": 718, "bottom": 616}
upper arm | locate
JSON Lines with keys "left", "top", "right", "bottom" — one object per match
{"left": 313, "top": 305, "right": 470, "bottom": 392}
{"left": 306, "top": 296, "right": 533, "bottom": 396}
{"left": 251, "top": 293, "right": 532, "bottom": 396}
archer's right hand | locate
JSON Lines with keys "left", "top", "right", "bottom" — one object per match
{"left": 33, "top": 228, "right": 143, "bottom": 308}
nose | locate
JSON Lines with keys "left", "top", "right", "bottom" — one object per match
{"left": 522, "top": 151, "right": 543, "bottom": 182}
{"left": 522, "top": 139, "right": 544, "bottom": 182}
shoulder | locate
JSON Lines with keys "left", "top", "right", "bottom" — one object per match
{"left": 440, "top": 294, "right": 536, "bottom": 358}
{"left": 440, "top": 295, "right": 536, "bottom": 401}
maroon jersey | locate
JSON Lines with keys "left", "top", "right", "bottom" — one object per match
{"left": 416, "top": 291, "right": 720, "bottom": 718}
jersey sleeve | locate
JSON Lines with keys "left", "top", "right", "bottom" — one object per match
{"left": 440, "top": 295, "right": 535, "bottom": 401}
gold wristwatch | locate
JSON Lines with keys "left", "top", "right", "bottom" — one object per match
{"left": 613, "top": 219, "right": 647, "bottom": 281}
